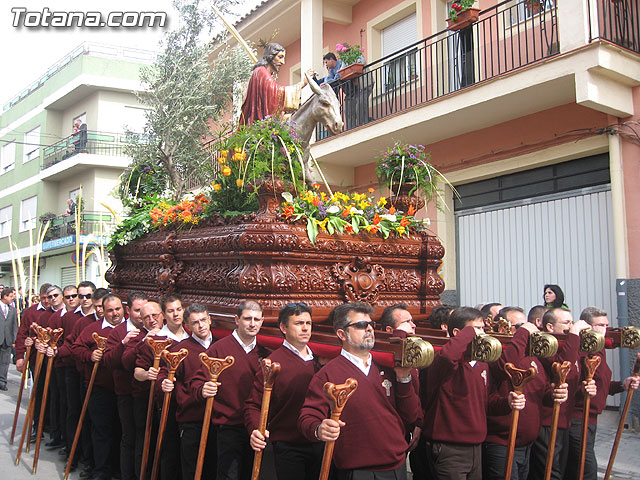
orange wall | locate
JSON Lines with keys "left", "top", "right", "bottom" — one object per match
{"left": 622, "top": 85, "right": 640, "bottom": 278}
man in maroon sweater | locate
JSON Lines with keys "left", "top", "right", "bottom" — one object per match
{"left": 422, "top": 306, "right": 523, "bottom": 480}
{"left": 246, "top": 302, "right": 322, "bottom": 480}
{"left": 14, "top": 282, "right": 52, "bottom": 439}
{"left": 564, "top": 307, "right": 640, "bottom": 480}
{"left": 72, "top": 293, "right": 125, "bottom": 480}
{"left": 103, "top": 291, "right": 148, "bottom": 480}
{"left": 528, "top": 308, "right": 595, "bottom": 480}
{"left": 299, "top": 302, "right": 421, "bottom": 479}
{"left": 160, "top": 303, "right": 216, "bottom": 479}
{"left": 191, "top": 299, "right": 267, "bottom": 480}
{"left": 484, "top": 309, "right": 568, "bottom": 480}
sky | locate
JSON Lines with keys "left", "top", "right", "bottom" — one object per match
{"left": 0, "top": 0, "right": 261, "bottom": 106}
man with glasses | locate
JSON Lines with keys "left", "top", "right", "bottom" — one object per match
{"left": 103, "top": 292, "right": 148, "bottom": 480}
{"left": 246, "top": 302, "right": 322, "bottom": 480}
{"left": 160, "top": 303, "right": 216, "bottom": 479}
{"left": 191, "top": 300, "right": 268, "bottom": 480}
{"left": 299, "top": 302, "right": 421, "bottom": 479}
{"left": 73, "top": 294, "right": 125, "bottom": 480}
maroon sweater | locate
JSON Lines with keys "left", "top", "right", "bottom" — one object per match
{"left": 103, "top": 321, "right": 138, "bottom": 396}
{"left": 422, "top": 326, "right": 503, "bottom": 445}
{"left": 122, "top": 329, "right": 156, "bottom": 399}
{"left": 55, "top": 309, "right": 88, "bottom": 367}
{"left": 540, "top": 333, "right": 580, "bottom": 429}
{"left": 46, "top": 309, "right": 67, "bottom": 367}
{"left": 72, "top": 320, "right": 118, "bottom": 391}
{"left": 299, "top": 354, "right": 420, "bottom": 471}
{"left": 245, "top": 345, "right": 319, "bottom": 443}
{"left": 60, "top": 313, "right": 98, "bottom": 372}
{"left": 571, "top": 350, "right": 624, "bottom": 425}
{"left": 15, "top": 304, "right": 52, "bottom": 364}
{"left": 190, "top": 334, "right": 267, "bottom": 426}
{"left": 156, "top": 336, "right": 209, "bottom": 423}
{"left": 486, "top": 327, "right": 551, "bottom": 446}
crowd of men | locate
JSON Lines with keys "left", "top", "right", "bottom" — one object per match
{"left": 9, "top": 281, "right": 640, "bottom": 480}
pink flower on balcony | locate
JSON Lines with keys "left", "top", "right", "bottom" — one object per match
{"left": 336, "top": 43, "right": 346, "bottom": 52}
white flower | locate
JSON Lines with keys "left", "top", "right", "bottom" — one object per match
{"left": 423, "top": 218, "right": 431, "bottom": 226}
{"left": 349, "top": 207, "right": 363, "bottom": 215}
{"left": 326, "top": 205, "right": 341, "bottom": 214}
{"left": 382, "top": 214, "right": 397, "bottom": 222}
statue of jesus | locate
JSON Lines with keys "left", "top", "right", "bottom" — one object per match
{"left": 239, "top": 42, "right": 315, "bottom": 126}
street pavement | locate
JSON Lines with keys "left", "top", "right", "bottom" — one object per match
{"left": 1, "top": 367, "right": 638, "bottom": 479}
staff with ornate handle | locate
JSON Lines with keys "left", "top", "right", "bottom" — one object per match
{"left": 64, "top": 333, "right": 108, "bottom": 480}
{"left": 139, "top": 336, "right": 173, "bottom": 480}
{"left": 26, "top": 325, "right": 53, "bottom": 453}
{"left": 250, "top": 358, "right": 281, "bottom": 480}
{"left": 604, "top": 352, "right": 640, "bottom": 480}
{"left": 503, "top": 362, "right": 537, "bottom": 480}
{"left": 543, "top": 361, "right": 572, "bottom": 480}
{"left": 319, "top": 378, "right": 359, "bottom": 480}
{"left": 194, "top": 353, "right": 235, "bottom": 480}
{"left": 150, "top": 348, "right": 189, "bottom": 480}
{"left": 15, "top": 325, "right": 48, "bottom": 464}
{"left": 577, "top": 355, "right": 601, "bottom": 480}
{"left": 32, "top": 327, "right": 64, "bottom": 473}
{"left": 10, "top": 324, "right": 36, "bottom": 445}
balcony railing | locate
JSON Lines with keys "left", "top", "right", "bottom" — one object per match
{"left": 42, "top": 130, "right": 133, "bottom": 170}
{"left": 316, "top": 0, "right": 559, "bottom": 138}
{"left": 42, "top": 211, "right": 115, "bottom": 243}
{"left": 589, "top": 0, "right": 640, "bottom": 52}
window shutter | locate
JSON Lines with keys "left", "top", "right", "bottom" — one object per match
{"left": 382, "top": 13, "right": 417, "bottom": 57}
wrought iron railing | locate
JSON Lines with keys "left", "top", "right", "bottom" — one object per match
{"left": 42, "top": 211, "right": 115, "bottom": 242}
{"left": 41, "top": 131, "right": 132, "bottom": 169}
{"left": 589, "top": 0, "right": 640, "bottom": 52}
{"left": 316, "top": 0, "right": 559, "bottom": 138}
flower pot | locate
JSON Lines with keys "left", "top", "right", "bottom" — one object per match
{"left": 390, "top": 183, "right": 426, "bottom": 213}
{"left": 338, "top": 63, "right": 365, "bottom": 81}
{"left": 447, "top": 8, "right": 480, "bottom": 31}
{"left": 525, "top": 0, "right": 542, "bottom": 14}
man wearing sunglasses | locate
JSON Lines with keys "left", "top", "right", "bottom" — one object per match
{"left": 246, "top": 302, "right": 323, "bottom": 480}
{"left": 299, "top": 302, "right": 421, "bottom": 479}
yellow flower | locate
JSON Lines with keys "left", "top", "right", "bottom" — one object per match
{"left": 396, "top": 225, "right": 406, "bottom": 235}
{"left": 218, "top": 156, "right": 226, "bottom": 165}
{"left": 358, "top": 200, "right": 370, "bottom": 209}
{"left": 220, "top": 150, "right": 228, "bottom": 158}
{"left": 236, "top": 178, "right": 244, "bottom": 188}
{"left": 378, "top": 196, "right": 387, "bottom": 207}
{"left": 222, "top": 166, "right": 232, "bottom": 176}
{"left": 234, "top": 147, "right": 242, "bottom": 153}
{"left": 212, "top": 183, "right": 222, "bottom": 191}
{"left": 315, "top": 218, "right": 329, "bottom": 230}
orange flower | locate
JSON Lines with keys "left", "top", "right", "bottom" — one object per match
{"left": 368, "top": 187, "right": 374, "bottom": 193}
{"left": 312, "top": 196, "right": 320, "bottom": 207}
{"left": 372, "top": 213, "right": 381, "bottom": 225}
{"left": 236, "top": 178, "right": 244, "bottom": 188}
{"left": 283, "top": 205, "right": 295, "bottom": 218}
{"left": 342, "top": 208, "right": 350, "bottom": 218}
{"left": 389, "top": 205, "right": 396, "bottom": 214}
{"left": 218, "top": 156, "right": 226, "bottom": 165}
{"left": 407, "top": 205, "right": 416, "bottom": 216}
{"left": 212, "top": 183, "right": 222, "bottom": 191}
{"left": 345, "top": 224, "right": 354, "bottom": 234}
{"left": 222, "top": 166, "right": 232, "bottom": 176}
{"left": 368, "top": 225, "right": 379, "bottom": 234}
{"left": 312, "top": 183, "right": 321, "bottom": 190}
{"left": 400, "top": 216, "right": 410, "bottom": 227}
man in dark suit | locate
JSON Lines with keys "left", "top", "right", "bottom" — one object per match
{"left": 0, "top": 287, "right": 18, "bottom": 391}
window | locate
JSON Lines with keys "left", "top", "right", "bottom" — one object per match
{"left": 24, "top": 126, "right": 41, "bottom": 163}
{"left": 382, "top": 13, "right": 418, "bottom": 91}
{"left": 123, "top": 106, "right": 148, "bottom": 133}
{"left": 0, "top": 206, "right": 11, "bottom": 238}
{"left": 19, "top": 196, "right": 37, "bottom": 232}
{"left": 1, "top": 140, "right": 16, "bottom": 173}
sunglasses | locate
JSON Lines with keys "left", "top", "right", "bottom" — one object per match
{"left": 47, "top": 293, "right": 60, "bottom": 299}
{"left": 64, "top": 294, "right": 78, "bottom": 299}
{"left": 78, "top": 293, "right": 93, "bottom": 299}
{"left": 344, "top": 320, "right": 376, "bottom": 330}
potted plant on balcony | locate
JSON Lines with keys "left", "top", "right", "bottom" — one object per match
{"left": 447, "top": 0, "right": 481, "bottom": 31}
{"left": 376, "top": 142, "right": 455, "bottom": 212}
{"left": 336, "top": 42, "right": 366, "bottom": 80}
{"left": 525, "top": 0, "right": 544, "bottom": 14}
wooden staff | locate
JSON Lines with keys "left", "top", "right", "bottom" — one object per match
{"left": 577, "top": 355, "right": 601, "bottom": 480}
{"left": 32, "top": 327, "right": 64, "bottom": 474}
{"left": 604, "top": 352, "right": 640, "bottom": 480}
{"left": 15, "top": 325, "right": 48, "bottom": 464}
{"left": 543, "top": 361, "right": 572, "bottom": 480}
{"left": 150, "top": 348, "right": 189, "bottom": 480}
{"left": 64, "top": 333, "right": 108, "bottom": 480}
{"left": 194, "top": 353, "right": 235, "bottom": 480}
{"left": 139, "top": 337, "right": 173, "bottom": 480}
{"left": 10, "top": 325, "right": 35, "bottom": 445}
{"left": 251, "top": 359, "right": 281, "bottom": 480}
{"left": 503, "top": 363, "right": 537, "bottom": 480}
{"left": 319, "top": 378, "right": 359, "bottom": 480}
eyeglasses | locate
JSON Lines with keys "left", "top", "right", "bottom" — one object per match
{"left": 64, "top": 294, "right": 78, "bottom": 299}
{"left": 47, "top": 293, "right": 60, "bottom": 299}
{"left": 78, "top": 293, "right": 92, "bottom": 299}
{"left": 144, "top": 312, "right": 163, "bottom": 321}
{"left": 344, "top": 320, "right": 376, "bottom": 330}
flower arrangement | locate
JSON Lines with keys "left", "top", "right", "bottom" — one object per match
{"left": 336, "top": 42, "right": 365, "bottom": 65}
{"left": 39, "top": 212, "right": 57, "bottom": 223}
{"left": 376, "top": 141, "right": 455, "bottom": 210}
{"left": 149, "top": 194, "right": 210, "bottom": 226}
{"left": 281, "top": 185, "right": 429, "bottom": 244}
{"left": 448, "top": 0, "right": 477, "bottom": 21}
{"left": 210, "top": 117, "right": 306, "bottom": 214}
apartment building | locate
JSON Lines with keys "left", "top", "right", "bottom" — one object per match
{"left": 0, "top": 42, "right": 156, "bottom": 289}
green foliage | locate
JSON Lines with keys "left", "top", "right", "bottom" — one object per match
{"left": 108, "top": 196, "right": 160, "bottom": 249}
